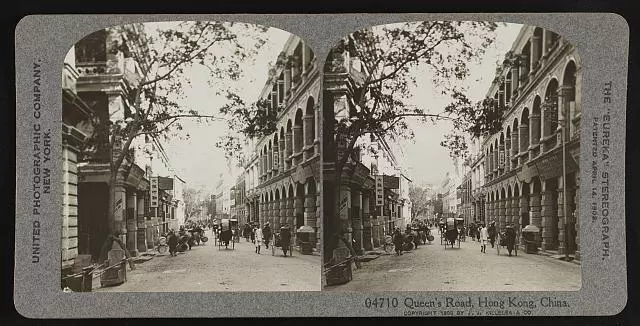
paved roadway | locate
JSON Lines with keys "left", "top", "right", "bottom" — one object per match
{"left": 325, "top": 228, "right": 581, "bottom": 292}
{"left": 95, "top": 230, "right": 321, "bottom": 292}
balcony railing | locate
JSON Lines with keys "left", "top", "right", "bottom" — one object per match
{"left": 529, "top": 144, "right": 541, "bottom": 160}
{"left": 76, "top": 61, "right": 107, "bottom": 77}
{"left": 541, "top": 134, "right": 557, "bottom": 152}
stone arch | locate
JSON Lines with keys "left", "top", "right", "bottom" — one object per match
{"left": 531, "top": 95, "right": 542, "bottom": 146}
{"left": 295, "top": 182, "right": 305, "bottom": 228}
{"left": 305, "top": 96, "right": 316, "bottom": 151}
{"left": 520, "top": 107, "right": 530, "bottom": 150}
{"left": 511, "top": 118, "right": 519, "bottom": 155}
{"left": 562, "top": 60, "right": 578, "bottom": 87}
{"left": 543, "top": 78, "right": 559, "bottom": 137}
{"left": 293, "top": 109, "right": 304, "bottom": 154}
{"left": 531, "top": 177, "right": 542, "bottom": 193}
{"left": 562, "top": 60, "right": 579, "bottom": 123}
{"left": 488, "top": 143, "right": 493, "bottom": 172}
{"left": 288, "top": 183, "right": 294, "bottom": 198}
{"left": 532, "top": 27, "right": 544, "bottom": 66}
{"left": 499, "top": 133, "right": 505, "bottom": 170}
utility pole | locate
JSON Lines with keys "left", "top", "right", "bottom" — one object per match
{"left": 549, "top": 94, "right": 570, "bottom": 261}
{"left": 560, "top": 105, "right": 570, "bottom": 261}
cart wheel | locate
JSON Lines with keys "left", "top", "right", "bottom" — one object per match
{"left": 157, "top": 245, "right": 168, "bottom": 254}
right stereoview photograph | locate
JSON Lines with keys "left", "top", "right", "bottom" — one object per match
{"left": 322, "top": 21, "right": 582, "bottom": 291}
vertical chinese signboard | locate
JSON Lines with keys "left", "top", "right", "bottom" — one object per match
{"left": 375, "top": 175, "right": 384, "bottom": 206}
{"left": 150, "top": 176, "right": 159, "bottom": 208}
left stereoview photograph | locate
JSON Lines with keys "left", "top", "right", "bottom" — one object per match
{"left": 60, "top": 21, "right": 321, "bottom": 292}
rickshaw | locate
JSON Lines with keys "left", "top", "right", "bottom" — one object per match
{"left": 272, "top": 225, "right": 294, "bottom": 257}
{"left": 229, "top": 218, "right": 240, "bottom": 243}
{"left": 455, "top": 217, "right": 466, "bottom": 242}
{"left": 443, "top": 217, "right": 460, "bottom": 249}
{"left": 218, "top": 218, "right": 235, "bottom": 250}
{"left": 496, "top": 224, "right": 518, "bottom": 256}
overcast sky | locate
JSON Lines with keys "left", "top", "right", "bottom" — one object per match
{"left": 156, "top": 22, "right": 522, "bottom": 195}
{"left": 396, "top": 23, "right": 523, "bottom": 187}
{"left": 157, "top": 24, "right": 290, "bottom": 194}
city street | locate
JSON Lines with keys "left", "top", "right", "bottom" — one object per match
{"left": 325, "top": 228, "right": 581, "bottom": 292}
{"left": 95, "top": 230, "right": 321, "bottom": 292}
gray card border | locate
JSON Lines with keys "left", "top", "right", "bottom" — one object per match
{"left": 14, "top": 13, "right": 628, "bottom": 318}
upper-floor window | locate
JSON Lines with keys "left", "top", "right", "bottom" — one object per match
{"left": 75, "top": 30, "right": 107, "bottom": 63}
{"left": 277, "top": 78, "right": 284, "bottom": 107}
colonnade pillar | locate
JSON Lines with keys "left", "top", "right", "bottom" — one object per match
{"left": 273, "top": 199, "right": 281, "bottom": 230}
{"left": 519, "top": 194, "right": 530, "bottom": 245}
{"left": 136, "top": 193, "right": 146, "bottom": 253}
{"left": 350, "top": 189, "right": 363, "bottom": 254}
{"left": 287, "top": 196, "right": 295, "bottom": 228}
{"left": 303, "top": 114, "right": 315, "bottom": 160}
{"left": 541, "top": 182, "right": 558, "bottom": 250}
{"left": 125, "top": 191, "right": 138, "bottom": 256}
{"left": 362, "top": 194, "right": 373, "bottom": 251}
{"left": 285, "top": 131, "right": 293, "bottom": 170}
{"left": 304, "top": 192, "right": 318, "bottom": 248}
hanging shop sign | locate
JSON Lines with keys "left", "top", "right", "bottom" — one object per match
{"left": 375, "top": 175, "right": 384, "bottom": 206}
{"left": 158, "top": 176, "right": 174, "bottom": 190}
{"left": 534, "top": 151, "right": 579, "bottom": 180}
{"left": 150, "top": 177, "right": 159, "bottom": 208}
{"left": 383, "top": 175, "right": 400, "bottom": 189}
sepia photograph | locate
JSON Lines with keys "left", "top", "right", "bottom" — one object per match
{"left": 60, "top": 21, "right": 321, "bottom": 292}
{"left": 322, "top": 21, "right": 582, "bottom": 291}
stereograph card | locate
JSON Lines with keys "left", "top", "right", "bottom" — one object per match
{"left": 13, "top": 13, "right": 628, "bottom": 318}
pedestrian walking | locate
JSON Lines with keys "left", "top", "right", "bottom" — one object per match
{"left": 254, "top": 226, "right": 263, "bottom": 254}
{"left": 505, "top": 223, "right": 517, "bottom": 256}
{"left": 262, "top": 223, "right": 272, "bottom": 249}
{"left": 280, "top": 224, "right": 292, "bottom": 257}
{"left": 167, "top": 230, "right": 179, "bottom": 256}
{"left": 488, "top": 221, "right": 497, "bottom": 248}
{"left": 479, "top": 223, "right": 489, "bottom": 253}
{"left": 392, "top": 228, "right": 404, "bottom": 256}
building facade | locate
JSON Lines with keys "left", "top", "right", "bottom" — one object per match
{"left": 476, "top": 25, "right": 581, "bottom": 257}
{"left": 323, "top": 35, "right": 412, "bottom": 259}
{"left": 239, "top": 35, "right": 321, "bottom": 252}
{"left": 62, "top": 45, "right": 94, "bottom": 270}
{"left": 66, "top": 27, "right": 184, "bottom": 264}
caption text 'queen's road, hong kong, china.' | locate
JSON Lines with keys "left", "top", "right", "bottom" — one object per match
{"left": 60, "top": 21, "right": 321, "bottom": 292}
{"left": 322, "top": 22, "right": 581, "bottom": 291}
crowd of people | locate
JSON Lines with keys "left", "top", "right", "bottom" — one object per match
{"left": 466, "top": 219, "right": 518, "bottom": 256}
{"left": 382, "top": 218, "right": 518, "bottom": 257}
{"left": 240, "top": 222, "right": 293, "bottom": 256}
